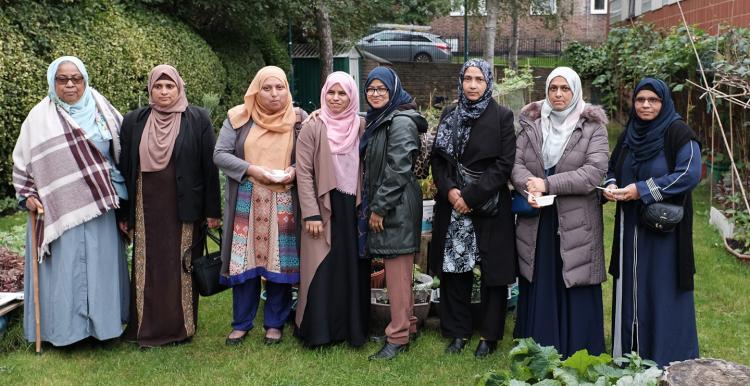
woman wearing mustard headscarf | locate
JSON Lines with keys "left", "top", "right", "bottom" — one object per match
{"left": 13, "top": 55, "right": 129, "bottom": 347}
{"left": 214, "top": 66, "right": 300, "bottom": 346}
{"left": 119, "top": 64, "right": 221, "bottom": 347}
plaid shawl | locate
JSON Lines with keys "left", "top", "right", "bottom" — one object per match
{"left": 12, "top": 89, "right": 123, "bottom": 259}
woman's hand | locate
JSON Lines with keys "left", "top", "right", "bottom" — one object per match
{"left": 527, "top": 191, "right": 542, "bottom": 209}
{"left": 207, "top": 218, "right": 221, "bottom": 229}
{"left": 369, "top": 212, "right": 384, "bottom": 233}
{"left": 118, "top": 220, "right": 129, "bottom": 234}
{"left": 526, "top": 177, "right": 546, "bottom": 194}
{"left": 602, "top": 184, "right": 618, "bottom": 201}
{"left": 280, "top": 166, "right": 296, "bottom": 184}
{"left": 448, "top": 188, "right": 471, "bottom": 214}
{"left": 612, "top": 183, "right": 640, "bottom": 202}
{"left": 302, "top": 109, "right": 320, "bottom": 124}
{"left": 305, "top": 220, "right": 323, "bottom": 238}
{"left": 247, "top": 165, "right": 273, "bottom": 185}
{"left": 25, "top": 196, "right": 44, "bottom": 213}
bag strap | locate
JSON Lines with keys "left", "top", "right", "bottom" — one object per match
{"left": 182, "top": 224, "right": 224, "bottom": 273}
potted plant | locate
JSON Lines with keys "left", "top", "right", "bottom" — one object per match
{"left": 370, "top": 258, "right": 385, "bottom": 288}
{"left": 724, "top": 207, "right": 750, "bottom": 262}
{"left": 370, "top": 264, "right": 433, "bottom": 332}
{"left": 420, "top": 170, "right": 437, "bottom": 233}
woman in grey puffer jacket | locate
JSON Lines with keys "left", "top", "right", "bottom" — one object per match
{"left": 511, "top": 67, "right": 609, "bottom": 358}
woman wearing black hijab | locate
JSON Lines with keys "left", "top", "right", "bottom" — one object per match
{"left": 430, "top": 59, "right": 516, "bottom": 358}
{"left": 603, "top": 77, "right": 702, "bottom": 366}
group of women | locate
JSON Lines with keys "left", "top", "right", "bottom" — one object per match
{"left": 13, "top": 55, "right": 701, "bottom": 366}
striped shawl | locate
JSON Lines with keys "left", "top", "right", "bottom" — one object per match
{"left": 12, "top": 89, "right": 123, "bottom": 258}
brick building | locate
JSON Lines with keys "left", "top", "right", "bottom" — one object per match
{"left": 429, "top": 0, "right": 609, "bottom": 54}
{"left": 610, "top": 0, "right": 750, "bottom": 33}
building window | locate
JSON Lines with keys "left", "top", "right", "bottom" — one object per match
{"left": 449, "top": 0, "right": 486, "bottom": 16}
{"left": 591, "top": 0, "right": 607, "bottom": 14}
{"left": 530, "top": 0, "right": 557, "bottom": 16}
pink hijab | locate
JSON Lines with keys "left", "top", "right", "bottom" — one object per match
{"left": 319, "top": 72, "right": 361, "bottom": 195}
{"left": 139, "top": 64, "right": 189, "bottom": 172}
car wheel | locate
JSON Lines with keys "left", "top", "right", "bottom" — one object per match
{"left": 414, "top": 53, "right": 432, "bottom": 62}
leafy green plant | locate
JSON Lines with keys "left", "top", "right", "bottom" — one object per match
{"left": 476, "top": 338, "right": 662, "bottom": 386}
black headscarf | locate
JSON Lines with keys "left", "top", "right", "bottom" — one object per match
{"left": 360, "top": 66, "right": 414, "bottom": 154}
{"left": 433, "top": 59, "right": 494, "bottom": 159}
{"left": 624, "top": 77, "right": 682, "bottom": 163}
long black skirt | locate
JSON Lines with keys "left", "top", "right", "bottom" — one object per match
{"left": 297, "top": 190, "right": 370, "bottom": 347}
{"left": 513, "top": 203, "right": 605, "bottom": 358}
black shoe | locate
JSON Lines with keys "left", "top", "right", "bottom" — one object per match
{"left": 368, "top": 342, "right": 409, "bottom": 360}
{"left": 474, "top": 339, "right": 497, "bottom": 358}
{"left": 225, "top": 330, "right": 248, "bottom": 346}
{"left": 264, "top": 328, "right": 282, "bottom": 345}
{"left": 445, "top": 338, "right": 469, "bottom": 354}
{"left": 409, "top": 331, "right": 420, "bottom": 342}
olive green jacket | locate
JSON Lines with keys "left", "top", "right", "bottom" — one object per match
{"left": 364, "top": 109, "right": 427, "bottom": 256}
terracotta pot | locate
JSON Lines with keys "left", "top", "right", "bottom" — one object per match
{"left": 371, "top": 259, "right": 386, "bottom": 288}
{"left": 724, "top": 237, "right": 750, "bottom": 264}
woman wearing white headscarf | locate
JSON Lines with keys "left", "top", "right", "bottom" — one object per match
{"left": 511, "top": 67, "right": 610, "bottom": 357}
{"left": 12, "top": 56, "right": 130, "bottom": 346}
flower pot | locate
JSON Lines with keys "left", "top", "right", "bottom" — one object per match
{"left": 371, "top": 259, "right": 385, "bottom": 288}
{"left": 422, "top": 200, "right": 435, "bottom": 233}
{"left": 724, "top": 237, "right": 750, "bottom": 264}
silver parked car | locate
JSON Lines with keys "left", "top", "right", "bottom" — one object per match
{"left": 356, "top": 30, "right": 452, "bottom": 63}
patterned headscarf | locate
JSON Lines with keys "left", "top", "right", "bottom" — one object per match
{"left": 434, "top": 59, "right": 494, "bottom": 159}
{"left": 624, "top": 77, "right": 682, "bottom": 163}
{"left": 46, "top": 56, "right": 109, "bottom": 140}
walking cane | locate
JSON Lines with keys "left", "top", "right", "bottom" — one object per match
{"left": 30, "top": 207, "right": 43, "bottom": 354}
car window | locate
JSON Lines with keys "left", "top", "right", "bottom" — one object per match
{"left": 411, "top": 35, "right": 432, "bottom": 43}
{"left": 373, "top": 33, "right": 397, "bottom": 41}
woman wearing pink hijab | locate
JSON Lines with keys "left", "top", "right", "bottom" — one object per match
{"left": 294, "top": 71, "right": 368, "bottom": 347}
{"left": 119, "top": 64, "right": 221, "bottom": 347}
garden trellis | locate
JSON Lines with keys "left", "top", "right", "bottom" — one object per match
{"left": 676, "top": 1, "right": 750, "bottom": 218}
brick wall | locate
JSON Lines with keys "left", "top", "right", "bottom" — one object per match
{"left": 361, "top": 58, "right": 594, "bottom": 112}
{"left": 430, "top": 0, "right": 609, "bottom": 52}
{"left": 627, "top": 0, "right": 750, "bottom": 34}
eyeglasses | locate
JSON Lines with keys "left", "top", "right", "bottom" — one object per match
{"left": 365, "top": 87, "right": 388, "bottom": 96}
{"left": 55, "top": 76, "right": 84, "bottom": 85}
{"left": 634, "top": 96, "right": 662, "bottom": 105}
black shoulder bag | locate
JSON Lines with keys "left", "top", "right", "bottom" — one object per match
{"left": 456, "top": 162, "right": 500, "bottom": 217}
{"left": 184, "top": 225, "right": 228, "bottom": 296}
{"left": 639, "top": 195, "right": 686, "bottom": 233}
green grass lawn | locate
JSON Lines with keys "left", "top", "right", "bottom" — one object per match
{"left": 1, "top": 127, "right": 748, "bottom": 384}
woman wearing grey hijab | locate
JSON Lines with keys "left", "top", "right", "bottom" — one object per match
{"left": 511, "top": 67, "right": 609, "bottom": 358}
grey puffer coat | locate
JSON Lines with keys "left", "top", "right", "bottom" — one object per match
{"left": 511, "top": 101, "right": 609, "bottom": 288}
{"left": 364, "top": 109, "right": 427, "bottom": 257}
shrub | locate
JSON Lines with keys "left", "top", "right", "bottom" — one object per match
{"left": 0, "top": 0, "right": 227, "bottom": 196}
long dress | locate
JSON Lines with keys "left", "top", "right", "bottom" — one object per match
{"left": 612, "top": 142, "right": 701, "bottom": 366}
{"left": 23, "top": 138, "right": 129, "bottom": 346}
{"left": 297, "top": 190, "right": 369, "bottom": 347}
{"left": 123, "top": 158, "right": 201, "bottom": 347}
{"left": 514, "top": 167, "right": 605, "bottom": 358}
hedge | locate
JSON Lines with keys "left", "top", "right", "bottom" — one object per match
{"left": 0, "top": 0, "right": 241, "bottom": 197}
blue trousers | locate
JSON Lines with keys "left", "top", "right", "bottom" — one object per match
{"left": 232, "top": 278, "right": 292, "bottom": 331}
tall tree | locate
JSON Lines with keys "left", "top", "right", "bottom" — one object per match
{"left": 483, "top": 0, "right": 500, "bottom": 70}
{"left": 509, "top": 0, "right": 521, "bottom": 70}
{"left": 315, "top": 1, "right": 333, "bottom": 85}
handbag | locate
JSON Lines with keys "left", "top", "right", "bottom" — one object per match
{"left": 639, "top": 201, "right": 684, "bottom": 233}
{"left": 413, "top": 129, "right": 436, "bottom": 180}
{"left": 456, "top": 162, "right": 499, "bottom": 216}
{"left": 184, "top": 225, "right": 228, "bottom": 297}
{"left": 511, "top": 190, "right": 539, "bottom": 217}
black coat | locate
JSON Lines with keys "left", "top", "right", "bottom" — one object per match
{"left": 429, "top": 99, "right": 517, "bottom": 286}
{"left": 118, "top": 106, "right": 221, "bottom": 228}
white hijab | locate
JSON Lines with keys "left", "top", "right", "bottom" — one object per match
{"left": 541, "top": 67, "right": 585, "bottom": 169}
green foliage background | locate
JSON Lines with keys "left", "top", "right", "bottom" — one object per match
{"left": 0, "top": 0, "right": 270, "bottom": 198}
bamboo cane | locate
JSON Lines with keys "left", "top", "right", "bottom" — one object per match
{"left": 30, "top": 208, "right": 43, "bottom": 354}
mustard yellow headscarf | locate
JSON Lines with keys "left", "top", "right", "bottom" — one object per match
{"left": 228, "top": 66, "right": 296, "bottom": 191}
